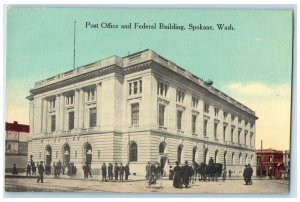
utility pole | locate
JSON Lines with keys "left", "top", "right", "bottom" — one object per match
{"left": 261, "top": 140, "right": 263, "bottom": 177}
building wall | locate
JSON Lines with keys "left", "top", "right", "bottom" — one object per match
{"left": 27, "top": 50, "right": 257, "bottom": 177}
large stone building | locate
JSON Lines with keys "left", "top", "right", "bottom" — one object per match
{"left": 27, "top": 49, "right": 258, "bottom": 176}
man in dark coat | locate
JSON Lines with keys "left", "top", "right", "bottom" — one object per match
{"left": 101, "top": 163, "right": 107, "bottom": 182}
{"left": 146, "top": 162, "right": 151, "bottom": 179}
{"left": 243, "top": 165, "right": 251, "bottom": 185}
{"left": 37, "top": 161, "right": 45, "bottom": 183}
{"left": 119, "top": 163, "right": 124, "bottom": 182}
{"left": 173, "top": 161, "right": 182, "bottom": 188}
{"left": 26, "top": 163, "right": 31, "bottom": 176}
{"left": 108, "top": 163, "right": 113, "bottom": 180}
{"left": 12, "top": 163, "right": 18, "bottom": 175}
{"left": 114, "top": 163, "right": 119, "bottom": 180}
{"left": 124, "top": 163, "right": 130, "bottom": 180}
{"left": 83, "top": 163, "right": 88, "bottom": 179}
{"left": 248, "top": 164, "right": 253, "bottom": 185}
{"left": 182, "top": 161, "right": 191, "bottom": 188}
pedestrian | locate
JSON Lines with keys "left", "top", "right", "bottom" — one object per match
{"left": 119, "top": 163, "right": 124, "bottom": 182}
{"left": 26, "top": 163, "right": 31, "bottom": 176}
{"left": 53, "top": 162, "right": 57, "bottom": 178}
{"left": 108, "top": 163, "right": 113, "bottom": 180}
{"left": 146, "top": 162, "right": 151, "bottom": 179}
{"left": 12, "top": 163, "right": 18, "bottom": 175}
{"left": 248, "top": 164, "right": 253, "bottom": 185}
{"left": 62, "top": 164, "right": 66, "bottom": 175}
{"left": 228, "top": 169, "right": 232, "bottom": 178}
{"left": 87, "top": 163, "right": 92, "bottom": 178}
{"left": 37, "top": 161, "right": 45, "bottom": 183}
{"left": 83, "top": 163, "right": 88, "bottom": 179}
{"left": 243, "top": 165, "right": 251, "bottom": 185}
{"left": 114, "top": 163, "right": 119, "bottom": 180}
{"left": 124, "top": 163, "right": 130, "bottom": 180}
{"left": 101, "top": 163, "right": 107, "bottom": 182}
{"left": 182, "top": 161, "right": 191, "bottom": 188}
{"left": 208, "top": 157, "right": 214, "bottom": 165}
{"left": 222, "top": 169, "right": 227, "bottom": 181}
{"left": 32, "top": 162, "right": 37, "bottom": 176}
{"left": 173, "top": 161, "right": 182, "bottom": 188}
{"left": 169, "top": 166, "right": 174, "bottom": 180}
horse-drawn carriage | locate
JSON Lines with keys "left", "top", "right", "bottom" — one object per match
{"left": 196, "top": 162, "right": 223, "bottom": 181}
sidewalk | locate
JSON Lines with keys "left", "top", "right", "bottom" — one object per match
{"left": 5, "top": 172, "right": 287, "bottom": 182}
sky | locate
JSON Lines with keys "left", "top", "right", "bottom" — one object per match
{"left": 5, "top": 8, "right": 292, "bottom": 151}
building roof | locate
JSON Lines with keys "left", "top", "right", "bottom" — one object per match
{"left": 28, "top": 49, "right": 257, "bottom": 119}
{"left": 256, "top": 148, "right": 284, "bottom": 154}
{"left": 6, "top": 121, "right": 29, "bottom": 133}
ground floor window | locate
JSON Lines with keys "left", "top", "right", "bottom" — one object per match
{"left": 129, "top": 142, "right": 137, "bottom": 162}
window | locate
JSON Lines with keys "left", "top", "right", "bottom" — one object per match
{"left": 49, "top": 99, "right": 56, "bottom": 109}
{"left": 129, "top": 79, "right": 142, "bottom": 95}
{"left": 204, "top": 119, "right": 208, "bottom": 137}
{"left": 177, "top": 110, "right": 183, "bottom": 131}
{"left": 244, "top": 131, "right": 248, "bottom": 145}
{"left": 176, "top": 90, "right": 185, "bottom": 103}
{"left": 68, "top": 111, "right": 74, "bottom": 130}
{"left": 66, "top": 94, "right": 75, "bottom": 106}
{"left": 223, "top": 125, "right": 227, "bottom": 141}
{"left": 204, "top": 103, "right": 209, "bottom": 113}
{"left": 223, "top": 112, "right": 228, "bottom": 120}
{"left": 231, "top": 127, "right": 234, "bottom": 143}
{"left": 159, "top": 142, "right": 165, "bottom": 154}
{"left": 214, "top": 108, "right": 219, "bottom": 117}
{"left": 250, "top": 133, "right": 253, "bottom": 146}
{"left": 7, "top": 143, "right": 11, "bottom": 150}
{"left": 157, "top": 82, "right": 168, "bottom": 96}
{"left": 87, "top": 89, "right": 96, "bottom": 101}
{"left": 257, "top": 156, "right": 262, "bottom": 163}
{"left": 158, "top": 104, "right": 165, "bottom": 127}
{"left": 89, "top": 108, "right": 97, "bottom": 127}
{"left": 131, "top": 103, "right": 139, "bottom": 126}
{"left": 231, "top": 115, "right": 235, "bottom": 122}
{"left": 129, "top": 142, "right": 137, "bottom": 162}
{"left": 238, "top": 130, "right": 241, "bottom": 144}
{"left": 177, "top": 145, "right": 183, "bottom": 164}
{"left": 238, "top": 117, "right": 242, "bottom": 124}
{"left": 214, "top": 122, "right": 218, "bottom": 139}
{"left": 192, "top": 115, "right": 197, "bottom": 134}
{"left": 192, "top": 97, "right": 199, "bottom": 108}
{"left": 51, "top": 115, "right": 56, "bottom": 132}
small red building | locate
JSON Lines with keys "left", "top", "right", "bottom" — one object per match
{"left": 256, "top": 148, "right": 284, "bottom": 179}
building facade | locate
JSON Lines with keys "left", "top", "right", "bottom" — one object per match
{"left": 5, "top": 121, "right": 30, "bottom": 172}
{"left": 256, "top": 148, "right": 284, "bottom": 179}
{"left": 27, "top": 49, "right": 258, "bottom": 176}
{"left": 283, "top": 150, "right": 290, "bottom": 179}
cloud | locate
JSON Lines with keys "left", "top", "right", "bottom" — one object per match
{"left": 225, "top": 82, "right": 291, "bottom": 98}
{"left": 223, "top": 82, "right": 291, "bottom": 151}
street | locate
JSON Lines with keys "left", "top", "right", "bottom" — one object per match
{"left": 5, "top": 176, "right": 289, "bottom": 193}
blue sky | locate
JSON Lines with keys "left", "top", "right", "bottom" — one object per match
{"left": 6, "top": 8, "right": 292, "bottom": 150}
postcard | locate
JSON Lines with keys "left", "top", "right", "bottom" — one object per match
{"left": 4, "top": 7, "right": 292, "bottom": 194}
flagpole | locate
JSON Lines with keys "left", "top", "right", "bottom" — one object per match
{"left": 73, "top": 21, "right": 76, "bottom": 70}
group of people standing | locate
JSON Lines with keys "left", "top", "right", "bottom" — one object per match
{"left": 172, "top": 161, "right": 194, "bottom": 189}
{"left": 145, "top": 162, "right": 162, "bottom": 185}
{"left": 100, "top": 163, "right": 130, "bottom": 182}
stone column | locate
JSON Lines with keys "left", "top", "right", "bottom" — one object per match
{"left": 74, "top": 89, "right": 80, "bottom": 130}
{"left": 42, "top": 98, "right": 48, "bottom": 133}
{"left": 55, "top": 94, "right": 60, "bottom": 132}
{"left": 78, "top": 89, "right": 84, "bottom": 129}
{"left": 29, "top": 100, "right": 34, "bottom": 135}
{"left": 59, "top": 94, "right": 65, "bottom": 131}
{"left": 96, "top": 83, "right": 102, "bottom": 129}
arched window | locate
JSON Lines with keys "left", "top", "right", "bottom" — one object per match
{"left": 159, "top": 142, "right": 165, "bottom": 154}
{"left": 239, "top": 153, "right": 242, "bottom": 165}
{"left": 232, "top": 152, "right": 235, "bottom": 165}
{"left": 224, "top": 151, "right": 227, "bottom": 169}
{"left": 215, "top": 150, "right": 219, "bottom": 163}
{"left": 245, "top": 154, "right": 248, "bottom": 164}
{"left": 177, "top": 145, "right": 183, "bottom": 164}
{"left": 204, "top": 148, "right": 209, "bottom": 164}
{"left": 129, "top": 142, "right": 138, "bottom": 162}
{"left": 192, "top": 147, "right": 197, "bottom": 163}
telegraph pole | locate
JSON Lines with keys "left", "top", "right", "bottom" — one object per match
{"left": 261, "top": 140, "right": 263, "bottom": 177}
